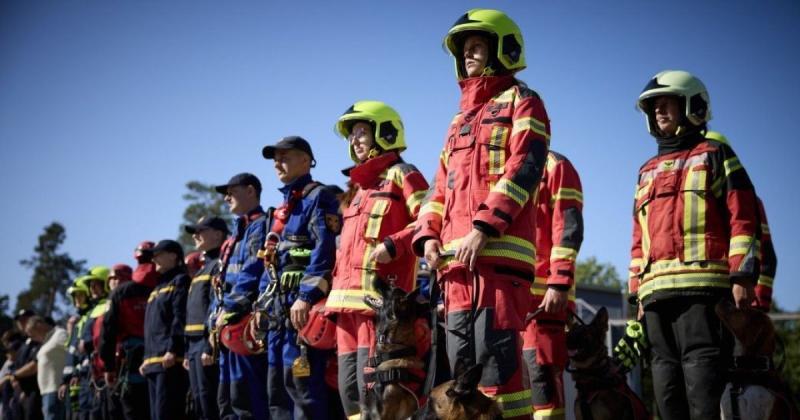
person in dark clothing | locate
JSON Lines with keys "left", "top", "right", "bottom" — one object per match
{"left": 182, "top": 216, "right": 229, "bottom": 420}
{"left": 1, "top": 331, "right": 25, "bottom": 420}
{"left": 8, "top": 309, "right": 43, "bottom": 420}
{"left": 139, "top": 240, "right": 190, "bottom": 420}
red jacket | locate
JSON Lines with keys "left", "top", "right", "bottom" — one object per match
{"left": 413, "top": 75, "right": 550, "bottom": 276}
{"left": 532, "top": 151, "right": 583, "bottom": 306}
{"left": 754, "top": 198, "right": 776, "bottom": 311}
{"left": 327, "top": 152, "right": 429, "bottom": 314}
{"left": 628, "top": 136, "right": 759, "bottom": 304}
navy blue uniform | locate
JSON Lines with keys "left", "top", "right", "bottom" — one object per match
{"left": 142, "top": 266, "right": 189, "bottom": 420}
{"left": 259, "top": 174, "right": 339, "bottom": 420}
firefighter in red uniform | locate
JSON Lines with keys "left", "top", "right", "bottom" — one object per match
{"left": 522, "top": 151, "right": 583, "bottom": 420}
{"left": 327, "top": 100, "right": 429, "bottom": 418}
{"left": 630, "top": 70, "right": 760, "bottom": 420}
{"left": 412, "top": 9, "right": 550, "bottom": 419}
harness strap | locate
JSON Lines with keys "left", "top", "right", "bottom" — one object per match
{"left": 366, "top": 346, "right": 418, "bottom": 368}
{"left": 364, "top": 367, "right": 425, "bottom": 385}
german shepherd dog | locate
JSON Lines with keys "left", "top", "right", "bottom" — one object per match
{"left": 415, "top": 360, "right": 502, "bottom": 420}
{"left": 566, "top": 307, "right": 649, "bottom": 420}
{"left": 716, "top": 300, "right": 799, "bottom": 420}
{"left": 362, "top": 278, "right": 430, "bottom": 420}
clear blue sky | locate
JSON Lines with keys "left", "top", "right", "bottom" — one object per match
{"left": 1, "top": 1, "right": 798, "bottom": 311}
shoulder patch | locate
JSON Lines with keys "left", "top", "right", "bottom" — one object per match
{"left": 391, "top": 162, "right": 419, "bottom": 176}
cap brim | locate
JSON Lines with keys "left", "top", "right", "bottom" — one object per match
{"left": 262, "top": 145, "right": 276, "bottom": 159}
{"left": 214, "top": 184, "right": 231, "bottom": 194}
{"left": 184, "top": 225, "right": 200, "bottom": 234}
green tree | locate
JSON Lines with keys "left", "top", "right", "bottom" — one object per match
{"left": 575, "top": 256, "right": 623, "bottom": 289}
{"left": 179, "top": 181, "right": 232, "bottom": 250}
{"left": 17, "top": 222, "right": 86, "bottom": 318}
{"left": 772, "top": 300, "right": 800, "bottom": 397}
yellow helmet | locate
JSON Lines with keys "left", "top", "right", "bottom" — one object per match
{"left": 335, "top": 100, "right": 405, "bottom": 163}
{"left": 69, "top": 277, "right": 91, "bottom": 309}
{"left": 444, "top": 8, "right": 526, "bottom": 80}
{"left": 637, "top": 70, "right": 712, "bottom": 136}
{"left": 81, "top": 265, "right": 111, "bottom": 293}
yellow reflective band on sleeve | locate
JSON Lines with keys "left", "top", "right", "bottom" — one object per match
{"left": 326, "top": 289, "right": 381, "bottom": 311}
{"left": 550, "top": 188, "right": 583, "bottom": 205}
{"left": 347, "top": 414, "right": 361, "bottom": 420}
{"left": 148, "top": 286, "right": 176, "bottom": 303}
{"left": 444, "top": 235, "right": 536, "bottom": 266}
{"left": 385, "top": 167, "right": 404, "bottom": 189}
{"left": 723, "top": 156, "right": 743, "bottom": 178}
{"left": 142, "top": 355, "right": 184, "bottom": 367}
{"left": 184, "top": 324, "right": 205, "bottom": 333}
{"left": 530, "top": 279, "right": 576, "bottom": 302}
{"left": 191, "top": 274, "right": 211, "bottom": 284}
{"left": 419, "top": 201, "right": 444, "bottom": 217}
{"left": 729, "top": 235, "right": 756, "bottom": 257}
{"left": 493, "top": 88, "right": 516, "bottom": 104}
{"left": 494, "top": 388, "right": 533, "bottom": 418}
{"left": 683, "top": 166, "right": 708, "bottom": 262}
{"left": 534, "top": 407, "right": 566, "bottom": 420}
{"left": 488, "top": 126, "right": 509, "bottom": 176}
{"left": 512, "top": 117, "right": 550, "bottom": 140}
{"left": 629, "top": 258, "right": 643, "bottom": 273}
{"left": 406, "top": 190, "right": 426, "bottom": 215}
{"left": 757, "top": 275, "right": 774, "bottom": 288}
{"left": 492, "top": 178, "right": 530, "bottom": 207}
{"left": 364, "top": 200, "right": 389, "bottom": 240}
{"left": 551, "top": 246, "right": 578, "bottom": 262}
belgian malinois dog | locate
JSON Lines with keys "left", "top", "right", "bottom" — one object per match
{"left": 716, "top": 300, "right": 799, "bottom": 420}
{"left": 566, "top": 307, "right": 649, "bottom": 420}
{"left": 415, "top": 360, "right": 502, "bottom": 420}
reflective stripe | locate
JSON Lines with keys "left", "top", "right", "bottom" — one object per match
{"left": 495, "top": 388, "right": 533, "bottom": 418}
{"left": 406, "top": 190, "right": 426, "bottom": 215}
{"left": 148, "top": 286, "right": 175, "bottom": 303}
{"left": 142, "top": 355, "right": 184, "bottom": 367}
{"left": 637, "top": 199, "right": 651, "bottom": 268}
{"left": 530, "top": 278, "right": 576, "bottom": 301}
{"left": 191, "top": 274, "right": 211, "bottom": 284}
{"left": 326, "top": 289, "right": 381, "bottom": 311}
{"left": 550, "top": 187, "right": 582, "bottom": 205}
{"left": 512, "top": 117, "right": 550, "bottom": 140}
{"left": 644, "top": 259, "right": 728, "bottom": 279}
{"left": 440, "top": 149, "right": 449, "bottom": 167}
{"left": 348, "top": 414, "right": 361, "bottom": 420}
{"left": 385, "top": 167, "right": 405, "bottom": 189}
{"left": 534, "top": 407, "right": 566, "bottom": 420}
{"left": 683, "top": 166, "right": 707, "bottom": 261}
{"left": 184, "top": 324, "right": 205, "bottom": 333}
{"left": 360, "top": 242, "right": 377, "bottom": 291}
{"left": 492, "top": 178, "right": 530, "bottom": 207}
{"left": 639, "top": 271, "right": 730, "bottom": 299}
{"left": 761, "top": 223, "right": 770, "bottom": 235}
{"left": 757, "top": 275, "right": 774, "bottom": 288}
{"left": 488, "top": 125, "right": 509, "bottom": 176}
{"left": 444, "top": 235, "right": 536, "bottom": 266}
{"left": 729, "top": 235, "right": 756, "bottom": 257}
{"left": 551, "top": 246, "right": 577, "bottom": 262}
{"left": 364, "top": 200, "right": 389, "bottom": 239}
{"left": 723, "top": 156, "right": 743, "bottom": 178}
{"left": 639, "top": 154, "right": 707, "bottom": 184}
{"left": 419, "top": 201, "right": 444, "bottom": 217}
{"left": 493, "top": 88, "right": 515, "bottom": 104}
{"left": 629, "top": 258, "right": 643, "bottom": 276}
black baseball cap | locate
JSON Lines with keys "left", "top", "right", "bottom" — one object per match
{"left": 14, "top": 309, "right": 35, "bottom": 321}
{"left": 262, "top": 136, "right": 316, "bottom": 167}
{"left": 214, "top": 172, "right": 262, "bottom": 195}
{"left": 184, "top": 216, "right": 230, "bottom": 235}
{"left": 151, "top": 239, "right": 185, "bottom": 260}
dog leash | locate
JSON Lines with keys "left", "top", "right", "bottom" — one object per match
{"left": 421, "top": 267, "right": 439, "bottom": 397}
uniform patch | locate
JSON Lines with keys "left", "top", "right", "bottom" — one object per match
{"left": 325, "top": 214, "right": 341, "bottom": 233}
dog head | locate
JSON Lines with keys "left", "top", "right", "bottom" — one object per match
{"left": 566, "top": 307, "right": 609, "bottom": 368}
{"left": 716, "top": 299, "right": 776, "bottom": 356}
{"left": 417, "top": 361, "right": 502, "bottom": 420}
{"left": 364, "top": 276, "right": 428, "bottom": 350}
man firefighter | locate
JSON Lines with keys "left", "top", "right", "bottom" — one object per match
{"left": 100, "top": 257, "right": 153, "bottom": 420}
{"left": 139, "top": 240, "right": 189, "bottom": 420}
{"left": 629, "top": 70, "right": 760, "bottom": 419}
{"left": 59, "top": 279, "right": 91, "bottom": 420}
{"left": 182, "top": 216, "right": 229, "bottom": 420}
{"left": 522, "top": 151, "right": 583, "bottom": 420}
{"left": 212, "top": 172, "right": 269, "bottom": 420}
{"left": 327, "top": 101, "right": 429, "bottom": 418}
{"left": 412, "top": 9, "right": 550, "bottom": 419}
{"left": 77, "top": 266, "right": 111, "bottom": 420}
{"left": 258, "top": 136, "right": 339, "bottom": 419}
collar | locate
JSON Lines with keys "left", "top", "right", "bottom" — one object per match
{"left": 656, "top": 129, "right": 705, "bottom": 155}
{"left": 279, "top": 173, "right": 313, "bottom": 201}
{"left": 458, "top": 75, "right": 515, "bottom": 110}
{"left": 237, "top": 206, "right": 266, "bottom": 226}
{"left": 348, "top": 152, "right": 400, "bottom": 188}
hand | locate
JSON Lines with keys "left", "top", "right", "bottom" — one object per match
{"left": 424, "top": 240, "right": 445, "bottom": 269}
{"left": 455, "top": 229, "right": 488, "bottom": 272}
{"left": 215, "top": 311, "right": 227, "bottom": 328}
{"left": 201, "top": 353, "right": 215, "bottom": 367}
{"left": 162, "top": 352, "right": 176, "bottom": 369}
{"left": 58, "top": 384, "right": 67, "bottom": 400}
{"left": 104, "top": 372, "right": 117, "bottom": 387}
{"left": 637, "top": 301, "right": 644, "bottom": 321}
{"left": 182, "top": 359, "right": 190, "bottom": 370}
{"left": 290, "top": 299, "right": 312, "bottom": 330}
{"left": 732, "top": 281, "right": 755, "bottom": 309}
{"left": 370, "top": 243, "right": 393, "bottom": 264}
{"left": 539, "top": 288, "right": 568, "bottom": 315}
{"left": 138, "top": 363, "right": 145, "bottom": 376}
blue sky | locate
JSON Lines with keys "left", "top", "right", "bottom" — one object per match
{"left": 1, "top": 1, "right": 798, "bottom": 311}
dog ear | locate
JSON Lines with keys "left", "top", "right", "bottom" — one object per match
{"left": 363, "top": 295, "right": 383, "bottom": 312}
{"left": 406, "top": 287, "right": 430, "bottom": 315}
{"left": 452, "top": 362, "right": 482, "bottom": 396}
{"left": 592, "top": 307, "right": 609, "bottom": 332}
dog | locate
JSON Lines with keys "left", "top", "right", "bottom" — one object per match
{"left": 716, "top": 299, "right": 799, "bottom": 420}
{"left": 362, "top": 278, "right": 430, "bottom": 420}
{"left": 566, "top": 307, "right": 649, "bottom": 420}
{"left": 415, "top": 360, "right": 502, "bottom": 420}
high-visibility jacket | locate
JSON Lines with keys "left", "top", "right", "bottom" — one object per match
{"left": 222, "top": 207, "right": 267, "bottom": 314}
{"left": 142, "top": 266, "right": 189, "bottom": 374}
{"left": 327, "top": 152, "right": 429, "bottom": 314}
{"left": 413, "top": 75, "right": 550, "bottom": 275}
{"left": 532, "top": 151, "right": 583, "bottom": 306}
{"left": 628, "top": 135, "right": 760, "bottom": 304}
{"left": 754, "top": 198, "right": 776, "bottom": 311}
{"left": 184, "top": 247, "right": 221, "bottom": 355}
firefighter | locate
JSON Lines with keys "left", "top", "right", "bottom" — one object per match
{"left": 132, "top": 241, "right": 158, "bottom": 288}
{"left": 412, "top": 9, "right": 550, "bottom": 419}
{"left": 99, "top": 260, "right": 151, "bottom": 420}
{"left": 704, "top": 130, "right": 777, "bottom": 312}
{"left": 77, "top": 266, "right": 110, "bottom": 420}
{"left": 522, "top": 151, "right": 583, "bottom": 420}
{"left": 139, "top": 240, "right": 189, "bottom": 420}
{"left": 259, "top": 136, "right": 339, "bottom": 419}
{"left": 182, "top": 216, "right": 229, "bottom": 420}
{"left": 212, "top": 173, "right": 269, "bottom": 420}
{"left": 327, "top": 100, "right": 429, "bottom": 418}
{"left": 629, "top": 70, "right": 760, "bottom": 419}
{"left": 59, "top": 280, "right": 91, "bottom": 420}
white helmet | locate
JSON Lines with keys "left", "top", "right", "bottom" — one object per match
{"left": 637, "top": 70, "right": 712, "bottom": 136}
